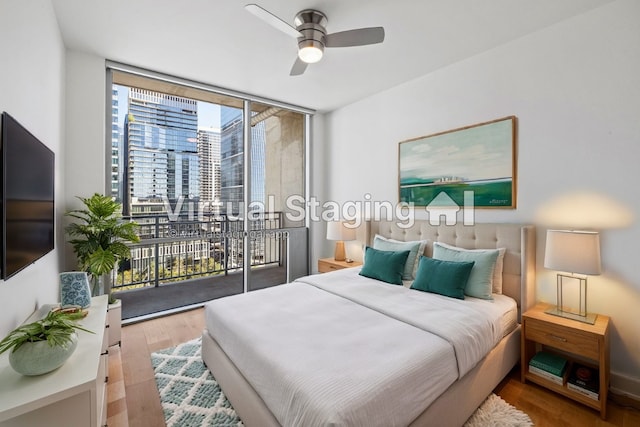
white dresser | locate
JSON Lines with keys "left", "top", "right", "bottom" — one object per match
{"left": 0, "top": 295, "right": 109, "bottom": 427}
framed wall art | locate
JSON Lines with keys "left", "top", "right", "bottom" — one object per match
{"left": 398, "top": 116, "right": 517, "bottom": 209}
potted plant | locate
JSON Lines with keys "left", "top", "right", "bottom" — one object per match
{"left": 65, "top": 193, "right": 139, "bottom": 299}
{"left": 66, "top": 194, "right": 139, "bottom": 346}
{"left": 0, "top": 309, "right": 93, "bottom": 376}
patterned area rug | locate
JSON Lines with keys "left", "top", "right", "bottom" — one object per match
{"left": 152, "top": 338, "right": 532, "bottom": 427}
{"left": 151, "top": 338, "right": 242, "bottom": 426}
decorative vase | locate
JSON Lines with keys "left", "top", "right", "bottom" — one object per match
{"left": 9, "top": 333, "right": 78, "bottom": 376}
{"left": 60, "top": 272, "right": 92, "bottom": 309}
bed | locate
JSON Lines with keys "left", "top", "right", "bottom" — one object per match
{"left": 201, "top": 221, "right": 536, "bottom": 426}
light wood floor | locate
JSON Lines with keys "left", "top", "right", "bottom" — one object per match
{"left": 107, "top": 308, "right": 640, "bottom": 427}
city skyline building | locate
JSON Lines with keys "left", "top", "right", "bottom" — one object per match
{"left": 220, "top": 106, "right": 266, "bottom": 214}
{"left": 110, "top": 86, "right": 119, "bottom": 199}
{"left": 113, "top": 85, "right": 268, "bottom": 217}
{"left": 197, "top": 127, "right": 221, "bottom": 207}
{"left": 122, "top": 88, "right": 200, "bottom": 215}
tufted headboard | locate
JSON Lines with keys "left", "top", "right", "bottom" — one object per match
{"left": 365, "top": 221, "right": 536, "bottom": 321}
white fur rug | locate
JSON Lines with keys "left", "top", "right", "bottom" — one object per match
{"left": 465, "top": 393, "right": 533, "bottom": 427}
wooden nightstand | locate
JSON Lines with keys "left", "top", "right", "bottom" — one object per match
{"left": 317, "top": 257, "right": 362, "bottom": 273}
{"left": 521, "top": 303, "right": 610, "bottom": 419}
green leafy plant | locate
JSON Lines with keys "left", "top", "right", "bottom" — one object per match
{"left": 65, "top": 193, "right": 140, "bottom": 297}
{"left": 0, "top": 310, "right": 93, "bottom": 354}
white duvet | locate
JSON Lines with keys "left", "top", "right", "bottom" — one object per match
{"left": 298, "top": 268, "right": 517, "bottom": 377}
{"left": 204, "top": 268, "right": 517, "bottom": 427}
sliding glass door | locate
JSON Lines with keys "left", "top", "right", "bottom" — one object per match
{"left": 107, "top": 65, "right": 310, "bottom": 317}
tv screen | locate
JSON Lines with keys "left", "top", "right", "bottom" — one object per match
{"left": 1, "top": 112, "right": 55, "bottom": 280}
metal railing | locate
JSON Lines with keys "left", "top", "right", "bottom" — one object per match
{"left": 112, "top": 212, "right": 285, "bottom": 291}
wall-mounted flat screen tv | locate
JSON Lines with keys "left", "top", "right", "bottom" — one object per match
{"left": 1, "top": 112, "right": 55, "bottom": 280}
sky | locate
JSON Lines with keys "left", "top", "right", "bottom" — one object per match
{"left": 115, "top": 85, "right": 221, "bottom": 130}
{"left": 197, "top": 102, "right": 221, "bottom": 129}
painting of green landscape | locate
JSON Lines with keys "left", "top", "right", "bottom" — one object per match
{"left": 399, "top": 116, "right": 516, "bottom": 208}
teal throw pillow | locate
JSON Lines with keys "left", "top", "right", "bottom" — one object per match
{"left": 411, "top": 256, "right": 475, "bottom": 299}
{"left": 359, "top": 246, "right": 411, "bottom": 285}
{"left": 373, "top": 235, "right": 426, "bottom": 280}
{"left": 432, "top": 242, "right": 499, "bottom": 300}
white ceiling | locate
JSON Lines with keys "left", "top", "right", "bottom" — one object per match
{"left": 51, "top": 0, "right": 611, "bottom": 113}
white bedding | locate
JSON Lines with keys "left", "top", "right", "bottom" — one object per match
{"left": 297, "top": 268, "right": 518, "bottom": 377}
{"left": 204, "top": 269, "right": 517, "bottom": 426}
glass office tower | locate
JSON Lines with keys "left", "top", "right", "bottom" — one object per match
{"left": 219, "top": 106, "right": 266, "bottom": 214}
{"left": 123, "top": 89, "right": 199, "bottom": 215}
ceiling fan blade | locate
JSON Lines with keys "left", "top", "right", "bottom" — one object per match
{"left": 290, "top": 57, "right": 308, "bottom": 76}
{"left": 325, "top": 27, "right": 385, "bottom": 48}
{"left": 245, "top": 4, "right": 302, "bottom": 38}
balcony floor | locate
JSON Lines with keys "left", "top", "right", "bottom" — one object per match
{"left": 116, "top": 265, "right": 286, "bottom": 323}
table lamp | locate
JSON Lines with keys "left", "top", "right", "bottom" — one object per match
{"left": 544, "top": 229, "right": 601, "bottom": 324}
{"left": 326, "top": 221, "right": 356, "bottom": 261}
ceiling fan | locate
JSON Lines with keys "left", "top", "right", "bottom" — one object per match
{"left": 245, "top": 4, "right": 385, "bottom": 76}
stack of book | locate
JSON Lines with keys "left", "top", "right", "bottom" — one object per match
{"left": 528, "top": 351, "right": 568, "bottom": 385}
{"left": 567, "top": 363, "right": 599, "bottom": 400}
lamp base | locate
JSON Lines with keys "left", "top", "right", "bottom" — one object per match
{"left": 334, "top": 241, "right": 346, "bottom": 261}
{"left": 548, "top": 273, "right": 596, "bottom": 324}
{"left": 544, "top": 306, "right": 597, "bottom": 324}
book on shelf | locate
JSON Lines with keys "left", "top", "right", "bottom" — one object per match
{"left": 528, "top": 365, "right": 564, "bottom": 385}
{"left": 567, "top": 363, "right": 599, "bottom": 400}
{"left": 567, "top": 382, "right": 599, "bottom": 400}
{"left": 529, "top": 351, "right": 568, "bottom": 377}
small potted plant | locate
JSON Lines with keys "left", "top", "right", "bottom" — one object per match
{"left": 0, "top": 309, "right": 93, "bottom": 376}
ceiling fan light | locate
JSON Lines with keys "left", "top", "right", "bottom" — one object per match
{"left": 298, "top": 46, "right": 323, "bottom": 63}
{"left": 298, "top": 40, "right": 324, "bottom": 63}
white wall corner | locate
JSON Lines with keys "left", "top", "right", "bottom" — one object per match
{"left": 611, "top": 371, "right": 640, "bottom": 402}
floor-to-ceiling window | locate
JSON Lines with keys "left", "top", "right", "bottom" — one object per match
{"left": 107, "top": 64, "right": 311, "bottom": 320}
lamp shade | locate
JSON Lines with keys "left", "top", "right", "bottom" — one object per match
{"left": 326, "top": 221, "right": 356, "bottom": 241}
{"left": 544, "top": 230, "right": 601, "bottom": 275}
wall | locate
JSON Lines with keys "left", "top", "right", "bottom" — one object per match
{"left": 62, "top": 52, "right": 107, "bottom": 270}
{"left": 64, "top": 52, "right": 106, "bottom": 201}
{"left": 0, "top": 0, "right": 66, "bottom": 336}
{"left": 320, "top": 0, "right": 640, "bottom": 397}
{"left": 309, "top": 114, "right": 328, "bottom": 268}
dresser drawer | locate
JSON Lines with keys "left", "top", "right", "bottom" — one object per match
{"left": 525, "top": 318, "right": 599, "bottom": 360}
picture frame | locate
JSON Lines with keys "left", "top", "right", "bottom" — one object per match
{"left": 398, "top": 116, "right": 517, "bottom": 209}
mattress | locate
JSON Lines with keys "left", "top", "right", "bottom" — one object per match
{"left": 204, "top": 270, "right": 517, "bottom": 426}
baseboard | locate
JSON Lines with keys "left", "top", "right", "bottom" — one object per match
{"left": 610, "top": 371, "right": 640, "bottom": 410}
{"left": 122, "top": 301, "right": 206, "bottom": 325}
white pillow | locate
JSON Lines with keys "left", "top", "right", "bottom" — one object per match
{"left": 434, "top": 242, "right": 506, "bottom": 294}
{"left": 372, "top": 234, "right": 428, "bottom": 280}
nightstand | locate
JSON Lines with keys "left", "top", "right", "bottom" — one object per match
{"left": 521, "top": 303, "right": 610, "bottom": 419}
{"left": 317, "top": 257, "right": 362, "bottom": 273}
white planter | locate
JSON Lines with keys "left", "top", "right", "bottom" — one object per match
{"left": 108, "top": 299, "right": 122, "bottom": 347}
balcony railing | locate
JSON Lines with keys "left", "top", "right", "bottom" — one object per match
{"left": 112, "top": 212, "right": 285, "bottom": 291}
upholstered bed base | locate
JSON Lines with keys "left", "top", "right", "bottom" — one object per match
{"left": 201, "top": 222, "right": 535, "bottom": 426}
{"left": 202, "top": 325, "right": 521, "bottom": 427}
{"left": 201, "top": 328, "right": 280, "bottom": 426}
